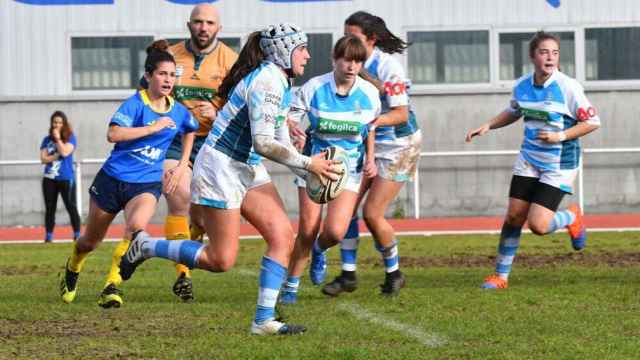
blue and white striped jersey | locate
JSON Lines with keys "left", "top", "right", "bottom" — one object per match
{"left": 364, "top": 48, "right": 419, "bottom": 144}
{"left": 508, "top": 70, "right": 601, "bottom": 171}
{"left": 289, "top": 72, "right": 381, "bottom": 167}
{"left": 206, "top": 61, "right": 292, "bottom": 165}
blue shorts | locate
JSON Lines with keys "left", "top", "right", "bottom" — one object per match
{"left": 89, "top": 169, "right": 162, "bottom": 214}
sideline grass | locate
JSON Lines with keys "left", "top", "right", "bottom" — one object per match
{"left": 1, "top": 232, "right": 639, "bottom": 359}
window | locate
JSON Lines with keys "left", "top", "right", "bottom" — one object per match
{"left": 585, "top": 27, "right": 640, "bottom": 80}
{"left": 294, "top": 33, "right": 333, "bottom": 86}
{"left": 408, "top": 31, "right": 489, "bottom": 84}
{"left": 71, "top": 36, "right": 152, "bottom": 90}
{"left": 499, "top": 32, "right": 575, "bottom": 80}
{"left": 166, "top": 37, "right": 242, "bottom": 53}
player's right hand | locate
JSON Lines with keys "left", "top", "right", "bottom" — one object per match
{"left": 308, "top": 152, "right": 342, "bottom": 182}
{"left": 465, "top": 123, "right": 490, "bottom": 142}
{"left": 151, "top": 117, "right": 176, "bottom": 133}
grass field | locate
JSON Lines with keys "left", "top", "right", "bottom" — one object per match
{"left": 1, "top": 231, "right": 640, "bottom": 359}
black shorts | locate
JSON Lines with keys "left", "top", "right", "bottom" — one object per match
{"left": 508, "top": 175, "right": 567, "bottom": 212}
{"left": 166, "top": 134, "right": 207, "bottom": 165}
{"left": 89, "top": 169, "right": 162, "bottom": 214}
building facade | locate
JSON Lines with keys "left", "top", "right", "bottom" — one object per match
{"left": 1, "top": 0, "right": 639, "bottom": 225}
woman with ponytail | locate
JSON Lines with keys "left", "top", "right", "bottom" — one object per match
{"left": 118, "top": 24, "right": 341, "bottom": 336}
{"left": 318, "top": 11, "right": 422, "bottom": 298}
{"left": 59, "top": 43, "right": 198, "bottom": 308}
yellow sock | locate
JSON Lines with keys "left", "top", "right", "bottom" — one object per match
{"left": 165, "top": 215, "right": 191, "bottom": 278}
{"left": 67, "top": 242, "right": 89, "bottom": 273}
{"left": 103, "top": 238, "right": 130, "bottom": 288}
{"left": 190, "top": 223, "right": 205, "bottom": 242}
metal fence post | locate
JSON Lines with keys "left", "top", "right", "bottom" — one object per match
{"left": 578, "top": 156, "right": 584, "bottom": 213}
{"left": 413, "top": 166, "right": 420, "bottom": 219}
{"left": 75, "top": 161, "right": 82, "bottom": 218}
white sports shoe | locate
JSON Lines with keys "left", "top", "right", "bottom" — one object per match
{"left": 119, "top": 230, "right": 149, "bottom": 281}
{"left": 250, "top": 319, "right": 306, "bottom": 335}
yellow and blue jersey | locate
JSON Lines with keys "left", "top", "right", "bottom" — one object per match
{"left": 40, "top": 133, "right": 77, "bottom": 181}
{"left": 508, "top": 70, "right": 601, "bottom": 171}
{"left": 102, "top": 90, "right": 198, "bottom": 183}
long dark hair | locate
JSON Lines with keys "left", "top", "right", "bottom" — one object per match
{"left": 217, "top": 31, "right": 265, "bottom": 102}
{"left": 345, "top": 11, "right": 409, "bottom": 54}
{"left": 49, "top": 110, "right": 72, "bottom": 143}
{"left": 144, "top": 39, "right": 175, "bottom": 74}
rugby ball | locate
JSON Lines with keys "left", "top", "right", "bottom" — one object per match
{"left": 305, "top": 146, "right": 349, "bottom": 204}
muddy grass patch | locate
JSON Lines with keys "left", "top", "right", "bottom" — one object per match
{"left": 353, "top": 252, "right": 640, "bottom": 268}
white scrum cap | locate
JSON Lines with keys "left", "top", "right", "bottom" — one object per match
{"left": 260, "top": 23, "right": 308, "bottom": 70}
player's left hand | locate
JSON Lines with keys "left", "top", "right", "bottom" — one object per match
{"left": 288, "top": 118, "right": 306, "bottom": 151}
{"left": 537, "top": 131, "right": 564, "bottom": 143}
{"left": 195, "top": 101, "right": 217, "bottom": 121}
{"left": 51, "top": 128, "right": 61, "bottom": 141}
{"left": 163, "top": 162, "right": 189, "bottom": 194}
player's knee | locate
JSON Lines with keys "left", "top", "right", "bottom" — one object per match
{"left": 504, "top": 212, "right": 527, "bottom": 227}
{"left": 362, "top": 209, "right": 382, "bottom": 229}
{"left": 210, "top": 256, "right": 236, "bottom": 272}
{"left": 528, "top": 220, "right": 548, "bottom": 236}
{"left": 75, "top": 237, "right": 98, "bottom": 252}
{"left": 322, "top": 226, "right": 345, "bottom": 246}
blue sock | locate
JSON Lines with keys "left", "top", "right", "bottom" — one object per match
{"left": 546, "top": 209, "right": 576, "bottom": 234}
{"left": 340, "top": 216, "right": 360, "bottom": 272}
{"left": 495, "top": 223, "right": 523, "bottom": 279}
{"left": 73, "top": 231, "right": 80, "bottom": 240}
{"left": 141, "top": 238, "right": 205, "bottom": 269}
{"left": 282, "top": 276, "right": 300, "bottom": 293}
{"left": 376, "top": 240, "right": 399, "bottom": 273}
{"left": 45, "top": 232, "right": 53, "bottom": 242}
{"left": 255, "top": 256, "right": 286, "bottom": 324}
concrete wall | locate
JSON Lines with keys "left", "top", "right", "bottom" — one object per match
{"left": 1, "top": 90, "right": 639, "bottom": 226}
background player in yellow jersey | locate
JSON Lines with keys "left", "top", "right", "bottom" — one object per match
{"left": 99, "top": 4, "right": 238, "bottom": 307}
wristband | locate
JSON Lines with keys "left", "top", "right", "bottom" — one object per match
{"left": 557, "top": 131, "right": 567, "bottom": 142}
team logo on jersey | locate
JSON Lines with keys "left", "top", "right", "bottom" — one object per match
{"left": 173, "top": 86, "right": 215, "bottom": 101}
{"left": 131, "top": 145, "right": 163, "bottom": 163}
{"left": 576, "top": 106, "right": 597, "bottom": 121}
{"left": 353, "top": 100, "right": 362, "bottom": 115}
{"left": 521, "top": 107, "right": 550, "bottom": 121}
{"left": 113, "top": 112, "right": 133, "bottom": 127}
{"left": 383, "top": 81, "right": 406, "bottom": 96}
{"left": 318, "top": 118, "right": 362, "bottom": 135}
{"left": 190, "top": 73, "right": 201, "bottom": 80}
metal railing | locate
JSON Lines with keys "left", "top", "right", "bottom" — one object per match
{"left": 412, "top": 148, "right": 640, "bottom": 218}
{"left": 3, "top": 147, "right": 640, "bottom": 219}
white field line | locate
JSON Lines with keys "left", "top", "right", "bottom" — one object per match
{"left": 235, "top": 268, "right": 259, "bottom": 277}
{"left": 337, "top": 302, "right": 447, "bottom": 348}
{"left": 224, "top": 268, "right": 447, "bottom": 348}
{"left": 3, "top": 226, "right": 640, "bottom": 245}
